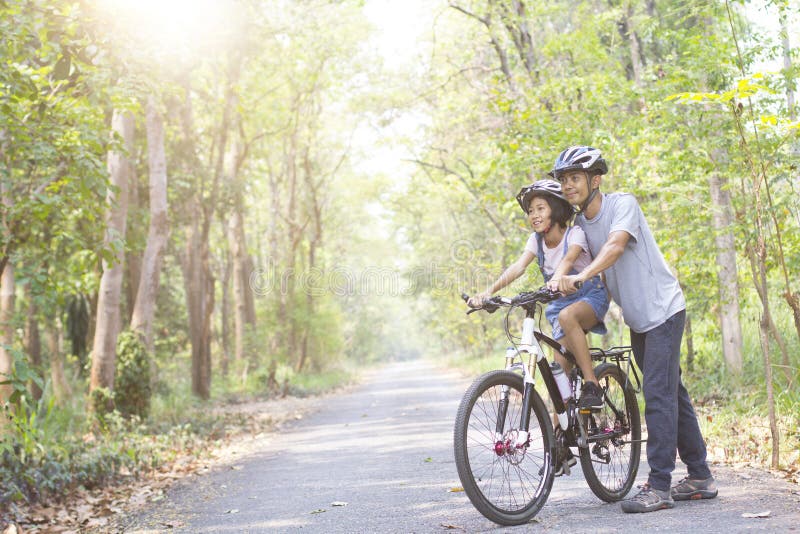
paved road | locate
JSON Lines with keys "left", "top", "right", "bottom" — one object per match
{"left": 118, "top": 359, "right": 800, "bottom": 533}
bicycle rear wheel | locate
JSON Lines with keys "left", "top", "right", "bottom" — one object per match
{"left": 579, "top": 362, "right": 641, "bottom": 501}
{"left": 454, "top": 370, "right": 554, "bottom": 526}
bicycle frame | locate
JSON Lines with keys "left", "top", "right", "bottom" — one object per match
{"left": 498, "top": 302, "right": 639, "bottom": 451}
{"left": 499, "top": 305, "right": 574, "bottom": 447}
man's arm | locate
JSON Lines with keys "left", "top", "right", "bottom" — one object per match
{"left": 559, "top": 230, "right": 630, "bottom": 292}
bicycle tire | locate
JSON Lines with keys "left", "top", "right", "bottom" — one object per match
{"left": 454, "top": 370, "right": 554, "bottom": 525}
{"left": 579, "top": 362, "right": 641, "bottom": 502}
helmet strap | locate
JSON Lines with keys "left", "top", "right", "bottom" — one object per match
{"left": 578, "top": 175, "right": 599, "bottom": 213}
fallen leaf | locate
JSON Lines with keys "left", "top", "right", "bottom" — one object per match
{"left": 331, "top": 501, "right": 348, "bottom": 507}
{"left": 84, "top": 517, "right": 109, "bottom": 528}
{"left": 231, "top": 465, "right": 244, "bottom": 471}
{"left": 161, "top": 521, "right": 186, "bottom": 528}
{"left": 441, "top": 523, "right": 464, "bottom": 530}
{"left": 424, "top": 457, "right": 433, "bottom": 463}
{"left": 448, "top": 487, "right": 464, "bottom": 493}
{"left": 742, "top": 511, "right": 771, "bottom": 518}
{"left": 97, "top": 506, "right": 116, "bottom": 517}
{"left": 310, "top": 509, "right": 327, "bottom": 514}
{"left": 225, "top": 509, "right": 240, "bottom": 514}
{"left": 3, "top": 524, "right": 19, "bottom": 534}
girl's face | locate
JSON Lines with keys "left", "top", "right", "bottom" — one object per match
{"left": 527, "top": 197, "right": 552, "bottom": 232}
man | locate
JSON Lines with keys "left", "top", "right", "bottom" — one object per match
{"left": 552, "top": 146, "right": 717, "bottom": 513}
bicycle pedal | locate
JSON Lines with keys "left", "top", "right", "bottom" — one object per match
{"left": 561, "top": 460, "right": 572, "bottom": 476}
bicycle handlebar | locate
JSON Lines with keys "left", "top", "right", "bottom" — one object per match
{"left": 462, "top": 281, "right": 583, "bottom": 315}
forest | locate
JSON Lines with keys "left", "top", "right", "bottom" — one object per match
{"left": 1, "top": 0, "right": 799, "bottom": 526}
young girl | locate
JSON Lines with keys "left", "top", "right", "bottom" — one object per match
{"left": 469, "top": 179, "right": 609, "bottom": 411}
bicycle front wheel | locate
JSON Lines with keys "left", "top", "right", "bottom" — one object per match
{"left": 579, "top": 362, "right": 641, "bottom": 501}
{"left": 454, "top": 370, "right": 554, "bottom": 526}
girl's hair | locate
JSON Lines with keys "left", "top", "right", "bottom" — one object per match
{"left": 531, "top": 193, "right": 574, "bottom": 229}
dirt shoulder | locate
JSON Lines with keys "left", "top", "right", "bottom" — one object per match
{"left": 3, "top": 393, "right": 332, "bottom": 534}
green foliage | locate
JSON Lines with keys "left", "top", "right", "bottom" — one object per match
{"left": 89, "top": 387, "right": 115, "bottom": 420}
{"left": 0, "top": 392, "right": 210, "bottom": 507}
{"left": 0, "top": 347, "right": 44, "bottom": 410}
{"left": 114, "top": 331, "right": 152, "bottom": 419}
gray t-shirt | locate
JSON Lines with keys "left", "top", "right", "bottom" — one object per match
{"left": 577, "top": 192, "right": 685, "bottom": 333}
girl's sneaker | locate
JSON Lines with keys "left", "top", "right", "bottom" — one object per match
{"left": 554, "top": 446, "right": 577, "bottom": 477}
{"left": 579, "top": 381, "right": 603, "bottom": 410}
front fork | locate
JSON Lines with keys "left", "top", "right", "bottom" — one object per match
{"left": 497, "top": 316, "right": 588, "bottom": 450}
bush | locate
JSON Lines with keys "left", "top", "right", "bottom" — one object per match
{"left": 115, "top": 330, "right": 152, "bottom": 419}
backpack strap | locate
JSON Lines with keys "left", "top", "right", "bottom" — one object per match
{"left": 535, "top": 232, "right": 547, "bottom": 280}
{"left": 562, "top": 226, "right": 572, "bottom": 256}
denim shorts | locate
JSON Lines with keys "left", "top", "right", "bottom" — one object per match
{"left": 545, "top": 276, "right": 609, "bottom": 340}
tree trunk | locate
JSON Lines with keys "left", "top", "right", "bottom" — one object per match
{"left": 296, "top": 148, "right": 323, "bottom": 373}
{"left": 708, "top": 169, "right": 743, "bottom": 374}
{"left": 220, "top": 251, "right": 231, "bottom": 376}
{"left": 750, "top": 242, "right": 780, "bottom": 469}
{"left": 24, "top": 286, "right": 42, "bottom": 401}
{"left": 182, "top": 221, "right": 214, "bottom": 399}
{"left": 780, "top": 9, "right": 796, "bottom": 121}
{"left": 0, "top": 159, "right": 14, "bottom": 411}
{"left": 175, "top": 77, "right": 219, "bottom": 400}
{"left": 125, "top": 166, "right": 141, "bottom": 324}
{"left": 626, "top": 4, "right": 644, "bottom": 87}
{"left": 230, "top": 209, "right": 254, "bottom": 362}
{"left": 48, "top": 318, "right": 72, "bottom": 405}
{"left": 90, "top": 110, "right": 133, "bottom": 397}
{"left": 0, "top": 262, "right": 14, "bottom": 409}
{"left": 131, "top": 95, "right": 169, "bottom": 349}
{"left": 748, "top": 249, "right": 792, "bottom": 384}
{"left": 227, "top": 131, "right": 256, "bottom": 363}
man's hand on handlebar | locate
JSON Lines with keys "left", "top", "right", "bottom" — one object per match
{"left": 558, "top": 275, "right": 583, "bottom": 295}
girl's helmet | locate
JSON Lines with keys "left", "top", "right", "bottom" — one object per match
{"left": 515, "top": 179, "right": 569, "bottom": 214}
{"left": 548, "top": 146, "right": 607, "bottom": 180}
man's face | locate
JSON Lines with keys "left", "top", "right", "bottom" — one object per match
{"left": 559, "top": 170, "right": 590, "bottom": 206}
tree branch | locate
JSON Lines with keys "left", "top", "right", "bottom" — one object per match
{"left": 406, "top": 158, "right": 508, "bottom": 239}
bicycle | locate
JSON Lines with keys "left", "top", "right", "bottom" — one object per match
{"left": 454, "top": 286, "right": 643, "bottom": 525}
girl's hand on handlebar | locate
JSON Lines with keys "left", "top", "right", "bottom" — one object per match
{"left": 467, "top": 291, "right": 492, "bottom": 308}
{"left": 546, "top": 278, "right": 560, "bottom": 293}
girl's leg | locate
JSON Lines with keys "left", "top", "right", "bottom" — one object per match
{"left": 556, "top": 301, "right": 599, "bottom": 384}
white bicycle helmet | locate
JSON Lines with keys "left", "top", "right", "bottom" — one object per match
{"left": 515, "top": 179, "right": 569, "bottom": 214}
{"left": 548, "top": 146, "right": 607, "bottom": 212}
{"left": 548, "top": 146, "right": 608, "bottom": 180}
